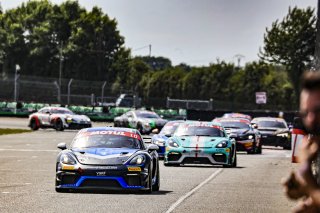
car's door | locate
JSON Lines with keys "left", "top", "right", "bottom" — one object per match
{"left": 38, "top": 108, "right": 51, "bottom": 126}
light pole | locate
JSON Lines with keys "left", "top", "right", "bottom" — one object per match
{"left": 67, "top": 78, "right": 73, "bottom": 105}
{"left": 59, "top": 41, "right": 63, "bottom": 96}
{"left": 14, "top": 64, "right": 20, "bottom": 114}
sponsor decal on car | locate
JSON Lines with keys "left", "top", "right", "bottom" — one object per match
{"left": 96, "top": 171, "right": 106, "bottom": 176}
{"left": 127, "top": 167, "right": 141, "bottom": 171}
{"left": 62, "top": 165, "right": 75, "bottom": 170}
{"left": 79, "top": 131, "right": 141, "bottom": 140}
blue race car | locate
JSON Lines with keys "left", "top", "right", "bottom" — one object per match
{"left": 164, "top": 121, "right": 237, "bottom": 167}
{"left": 151, "top": 120, "right": 185, "bottom": 158}
{"left": 55, "top": 127, "right": 160, "bottom": 193}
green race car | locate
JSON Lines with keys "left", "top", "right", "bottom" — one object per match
{"left": 164, "top": 121, "right": 237, "bottom": 167}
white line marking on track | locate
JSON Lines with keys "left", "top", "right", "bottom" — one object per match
{"left": 165, "top": 168, "right": 223, "bottom": 213}
{"left": 0, "top": 149, "right": 58, "bottom": 152}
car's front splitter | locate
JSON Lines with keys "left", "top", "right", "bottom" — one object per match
{"left": 164, "top": 147, "right": 231, "bottom": 165}
{"left": 56, "top": 164, "right": 150, "bottom": 190}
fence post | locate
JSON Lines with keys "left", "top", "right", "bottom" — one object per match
{"left": 209, "top": 98, "right": 213, "bottom": 110}
{"left": 53, "top": 81, "right": 61, "bottom": 103}
{"left": 101, "top": 81, "right": 106, "bottom": 104}
{"left": 67, "top": 78, "right": 73, "bottom": 105}
{"left": 14, "top": 65, "right": 20, "bottom": 114}
{"left": 91, "top": 93, "right": 95, "bottom": 106}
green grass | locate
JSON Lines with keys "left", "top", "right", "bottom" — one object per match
{"left": 0, "top": 128, "right": 32, "bottom": 135}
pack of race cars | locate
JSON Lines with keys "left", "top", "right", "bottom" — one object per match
{"left": 27, "top": 108, "right": 291, "bottom": 193}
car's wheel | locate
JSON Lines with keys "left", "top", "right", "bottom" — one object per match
{"left": 256, "top": 143, "right": 262, "bottom": 154}
{"left": 55, "top": 119, "right": 64, "bottom": 131}
{"left": 247, "top": 142, "right": 256, "bottom": 154}
{"left": 145, "top": 164, "right": 153, "bottom": 194}
{"left": 223, "top": 147, "right": 235, "bottom": 168}
{"left": 30, "top": 119, "right": 39, "bottom": 131}
{"left": 232, "top": 151, "right": 237, "bottom": 167}
{"left": 152, "top": 161, "right": 160, "bottom": 191}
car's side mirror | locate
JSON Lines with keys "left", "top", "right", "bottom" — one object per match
{"left": 147, "top": 144, "right": 159, "bottom": 152}
{"left": 252, "top": 124, "right": 258, "bottom": 129}
{"left": 57, "top": 143, "right": 67, "bottom": 150}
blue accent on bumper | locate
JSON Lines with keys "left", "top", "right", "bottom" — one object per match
{"left": 61, "top": 176, "right": 144, "bottom": 189}
{"left": 157, "top": 146, "right": 165, "bottom": 156}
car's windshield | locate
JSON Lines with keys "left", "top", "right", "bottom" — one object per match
{"left": 160, "top": 122, "right": 181, "bottom": 136}
{"left": 257, "top": 120, "right": 287, "bottom": 129}
{"left": 174, "top": 124, "right": 225, "bottom": 137}
{"left": 71, "top": 131, "right": 141, "bottom": 149}
{"left": 51, "top": 109, "right": 73, "bottom": 114}
{"left": 136, "top": 112, "right": 160, "bottom": 119}
{"left": 219, "top": 121, "right": 250, "bottom": 129}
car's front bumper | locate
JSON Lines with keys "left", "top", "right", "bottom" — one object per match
{"left": 233, "top": 139, "right": 255, "bottom": 152}
{"left": 56, "top": 163, "right": 150, "bottom": 191}
{"left": 164, "top": 146, "right": 231, "bottom": 165}
{"left": 65, "top": 121, "right": 92, "bottom": 130}
{"left": 260, "top": 135, "right": 290, "bottom": 148}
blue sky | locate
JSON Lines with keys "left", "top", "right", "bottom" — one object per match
{"left": 1, "top": 0, "right": 317, "bottom": 66}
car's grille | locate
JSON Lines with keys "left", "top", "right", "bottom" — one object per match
{"left": 124, "top": 176, "right": 141, "bottom": 186}
{"left": 236, "top": 143, "right": 246, "bottom": 151}
{"left": 182, "top": 157, "right": 211, "bottom": 164}
{"left": 81, "top": 179, "right": 121, "bottom": 188}
{"left": 68, "top": 123, "right": 92, "bottom": 129}
{"left": 168, "top": 153, "right": 182, "bottom": 161}
{"left": 61, "top": 175, "right": 78, "bottom": 184}
{"left": 212, "top": 154, "right": 227, "bottom": 163}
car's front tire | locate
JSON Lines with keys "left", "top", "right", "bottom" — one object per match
{"left": 223, "top": 147, "right": 237, "bottom": 168}
{"left": 30, "top": 119, "right": 39, "bottom": 130}
{"left": 145, "top": 164, "right": 153, "bottom": 194}
{"left": 55, "top": 119, "right": 64, "bottom": 131}
{"left": 152, "top": 161, "right": 160, "bottom": 191}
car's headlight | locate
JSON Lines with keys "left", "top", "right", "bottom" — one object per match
{"left": 248, "top": 135, "right": 254, "bottom": 140}
{"left": 168, "top": 139, "right": 179, "bottom": 148}
{"left": 216, "top": 141, "right": 228, "bottom": 148}
{"left": 154, "top": 140, "right": 165, "bottom": 146}
{"left": 277, "top": 133, "right": 289, "bottom": 137}
{"left": 66, "top": 117, "right": 73, "bottom": 123}
{"left": 60, "top": 153, "right": 76, "bottom": 165}
{"left": 129, "top": 155, "right": 146, "bottom": 165}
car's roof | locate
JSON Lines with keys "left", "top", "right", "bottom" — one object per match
{"left": 214, "top": 117, "right": 251, "bottom": 124}
{"left": 252, "top": 117, "right": 286, "bottom": 122}
{"left": 79, "top": 126, "right": 140, "bottom": 134}
{"left": 183, "top": 120, "right": 223, "bottom": 127}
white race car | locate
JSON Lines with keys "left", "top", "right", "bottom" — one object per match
{"left": 28, "top": 107, "right": 92, "bottom": 131}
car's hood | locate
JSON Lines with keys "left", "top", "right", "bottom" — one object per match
{"left": 71, "top": 148, "right": 138, "bottom": 165}
{"left": 53, "top": 114, "right": 89, "bottom": 120}
{"left": 174, "top": 136, "right": 225, "bottom": 148}
{"left": 152, "top": 134, "right": 169, "bottom": 141}
{"left": 139, "top": 118, "right": 167, "bottom": 125}
{"left": 258, "top": 127, "right": 288, "bottom": 135}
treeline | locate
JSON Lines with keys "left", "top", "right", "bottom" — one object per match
{"left": 0, "top": 1, "right": 317, "bottom": 110}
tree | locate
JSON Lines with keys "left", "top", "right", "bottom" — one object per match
{"left": 259, "top": 6, "right": 316, "bottom": 104}
{"left": 0, "top": 0, "right": 129, "bottom": 81}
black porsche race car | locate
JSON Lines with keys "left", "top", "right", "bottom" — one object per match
{"left": 55, "top": 127, "right": 160, "bottom": 193}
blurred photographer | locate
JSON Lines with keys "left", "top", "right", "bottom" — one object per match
{"left": 282, "top": 71, "right": 320, "bottom": 212}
